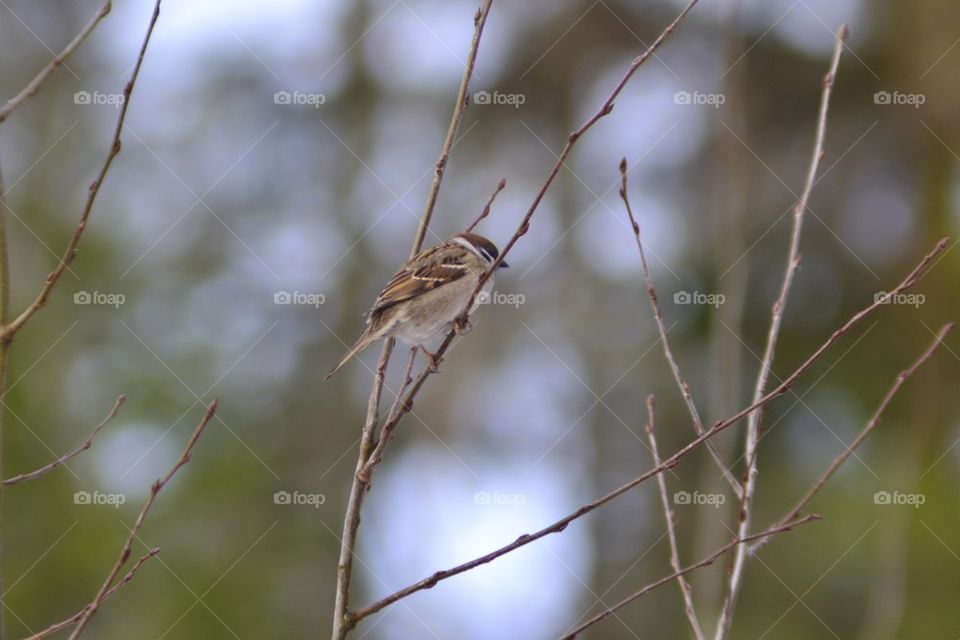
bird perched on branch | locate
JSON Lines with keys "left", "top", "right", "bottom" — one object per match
{"left": 326, "top": 232, "right": 508, "bottom": 379}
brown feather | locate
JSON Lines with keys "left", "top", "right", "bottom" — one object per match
{"left": 369, "top": 242, "right": 471, "bottom": 314}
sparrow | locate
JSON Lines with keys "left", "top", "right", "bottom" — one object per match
{"left": 325, "top": 232, "right": 508, "bottom": 379}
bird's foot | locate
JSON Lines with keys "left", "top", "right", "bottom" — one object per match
{"left": 420, "top": 346, "right": 442, "bottom": 373}
{"left": 454, "top": 316, "right": 473, "bottom": 335}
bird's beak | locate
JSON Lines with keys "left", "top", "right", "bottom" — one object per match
{"left": 498, "top": 260, "right": 509, "bottom": 269}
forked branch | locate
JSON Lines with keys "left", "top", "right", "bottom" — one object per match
{"left": 67, "top": 400, "right": 217, "bottom": 640}
{"left": 559, "top": 515, "right": 820, "bottom": 639}
{"left": 347, "top": 237, "right": 947, "bottom": 626}
{"left": 24, "top": 548, "right": 160, "bottom": 640}
{"left": 717, "top": 24, "right": 848, "bottom": 639}
{"left": 749, "top": 322, "right": 954, "bottom": 553}
{"left": 331, "top": 2, "right": 496, "bottom": 638}
{"left": 1, "top": 0, "right": 163, "bottom": 342}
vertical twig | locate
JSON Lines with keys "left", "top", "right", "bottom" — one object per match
{"left": 644, "top": 396, "right": 705, "bottom": 640}
{"left": 332, "top": 341, "right": 392, "bottom": 638}
{"left": 411, "top": 0, "right": 495, "bottom": 256}
{"left": 330, "top": 3, "right": 495, "bottom": 638}
{"left": 67, "top": 401, "right": 217, "bottom": 639}
{"left": 345, "top": 234, "right": 946, "bottom": 624}
{"left": 384, "top": 347, "right": 418, "bottom": 425}
{"left": 344, "top": 0, "right": 704, "bottom": 468}
{"left": 0, "top": 5, "right": 116, "bottom": 633}
{"left": 0, "top": 160, "right": 9, "bottom": 640}
{"left": 715, "top": 24, "right": 848, "bottom": 640}
{"left": 619, "top": 159, "right": 743, "bottom": 498}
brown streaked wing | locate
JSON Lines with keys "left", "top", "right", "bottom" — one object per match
{"left": 369, "top": 244, "right": 470, "bottom": 313}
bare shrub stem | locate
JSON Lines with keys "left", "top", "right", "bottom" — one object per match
{"left": 2, "top": 396, "right": 125, "bottom": 486}
{"left": 0, "top": 1, "right": 113, "bottom": 125}
{"left": 749, "top": 322, "right": 954, "bottom": 553}
{"left": 67, "top": 401, "right": 217, "bottom": 639}
{"left": 560, "top": 515, "right": 820, "bottom": 639}
{"left": 716, "top": 24, "right": 848, "bottom": 640}
{"left": 619, "top": 158, "right": 743, "bottom": 498}
{"left": 330, "top": 3, "right": 495, "bottom": 638}
{"left": 644, "top": 396, "right": 705, "bottom": 640}
{"left": 347, "top": 236, "right": 946, "bottom": 624}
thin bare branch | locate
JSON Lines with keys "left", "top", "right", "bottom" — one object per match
{"left": 465, "top": 178, "right": 506, "bottom": 232}
{"left": 749, "top": 322, "right": 954, "bottom": 554}
{"left": 332, "top": 3, "right": 495, "bottom": 637}
{"left": 343, "top": 0, "right": 703, "bottom": 500}
{"left": 24, "top": 548, "right": 160, "bottom": 640}
{"left": 3, "top": 395, "right": 125, "bottom": 486}
{"left": 385, "top": 347, "right": 418, "bottom": 425}
{"left": 717, "top": 24, "right": 848, "bottom": 640}
{"left": 1, "top": 0, "right": 162, "bottom": 342}
{"left": 411, "top": 0, "right": 494, "bottom": 256}
{"left": 331, "top": 342, "right": 393, "bottom": 640}
{"left": 0, "top": 1, "right": 112, "bottom": 125}
{"left": 0, "top": 164, "right": 9, "bottom": 640}
{"left": 358, "top": 347, "right": 417, "bottom": 481}
{"left": 560, "top": 515, "right": 821, "bottom": 640}
{"left": 644, "top": 395, "right": 705, "bottom": 640}
{"left": 348, "top": 237, "right": 947, "bottom": 625}
{"left": 67, "top": 400, "right": 217, "bottom": 640}
{"left": 619, "top": 158, "right": 743, "bottom": 498}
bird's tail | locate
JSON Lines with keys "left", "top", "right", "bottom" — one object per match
{"left": 325, "top": 332, "right": 377, "bottom": 379}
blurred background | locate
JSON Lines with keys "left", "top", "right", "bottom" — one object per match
{"left": 0, "top": 0, "right": 957, "bottom": 638}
